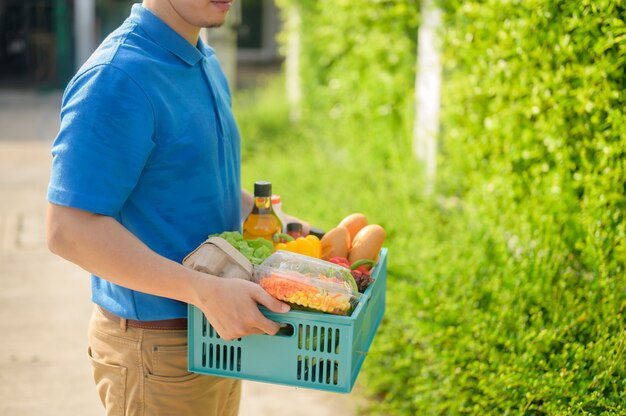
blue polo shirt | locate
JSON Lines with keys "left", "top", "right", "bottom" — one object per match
{"left": 47, "top": 4, "right": 241, "bottom": 320}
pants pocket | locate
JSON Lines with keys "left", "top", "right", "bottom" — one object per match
{"left": 144, "top": 369, "right": 204, "bottom": 414}
{"left": 144, "top": 343, "right": 241, "bottom": 415}
{"left": 144, "top": 372, "right": 240, "bottom": 415}
{"left": 150, "top": 344, "right": 192, "bottom": 378}
{"left": 87, "top": 346, "right": 127, "bottom": 416}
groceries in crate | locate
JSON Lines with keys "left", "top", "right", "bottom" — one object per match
{"left": 182, "top": 236, "right": 254, "bottom": 280}
{"left": 260, "top": 272, "right": 353, "bottom": 315}
{"left": 243, "top": 181, "right": 283, "bottom": 241}
{"left": 187, "top": 247, "right": 388, "bottom": 393}
{"left": 207, "top": 231, "right": 274, "bottom": 265}
{"left": 328, "top": 257, "right": 375, "bottom": 293}
{"left": 237, "top": 180, "right": 385, "bottom": 308}
{"left": 321, "top": 213, "right": 386, "bottom": 266}
{"left": 286, "top": 222, "right": 304, "bottom": 239}
{"left": 271, "top": 194, "right": 288, "bottom": 232}
{"left": 320, "top": 226, "right": 350, "bottom": 259}
{"left": 242, "top": 181, "right": 322, "bottom": 259}
{"left": 348, "top": 224, "right": 386, "bottom": 264}
{"left": 273, "top": 233, "right": 322, "bottom": 258}
{"left": 254, "top": 251, "right": 361, "bottom": 316}
{"left": 242, "top": 181, "right": 384, "bottom": 262}
{"left": 338, "top": 213, "right": 369, "bottom": 242}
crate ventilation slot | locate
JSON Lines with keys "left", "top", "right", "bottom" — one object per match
{"left": 297, "top": 324, "right": 341, "bottom": 354}
{"left": 297, "top": 355, "right": 340, "bottom": 385}
{"left": 202, "top": 343, "right": 242, "bottom": 372}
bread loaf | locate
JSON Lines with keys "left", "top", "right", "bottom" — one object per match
{"left": 348, "top": 224, "right": 385, "bottom": 266}
{"left": 338, "top": 213, "right": 368, "bottom": 245}
{"left": 320, "top": 226, "right": 350, "bottom": 260}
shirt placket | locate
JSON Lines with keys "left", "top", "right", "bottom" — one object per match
{"left": 201, "top": 58, "right": 227, "bottom": 141}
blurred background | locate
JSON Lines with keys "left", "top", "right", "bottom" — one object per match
{"left": 0, "top": 0, "right": 282, "bottom": 89}
{"left": 1, "top": 0, "right": 625, "bottom": 415}
{"left": 0, "top": 1, "right": 357, "bottom": 415}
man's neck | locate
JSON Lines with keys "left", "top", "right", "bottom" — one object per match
{"left": 142, "top": 0, "right": 201, "bottom": 46}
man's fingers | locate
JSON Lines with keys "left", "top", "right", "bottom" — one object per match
{"left": 251, "top": 286, "right": 291, "bottom": 335}
{"left": 214, "top": 318, "right": 273, "bottom": 340}
{"left": 254, "top": 286, "right": 290, "bottom": 314}
{"left": 254, "top": 314, "right": 282, "bottom": 336}
{"left": 202, "top": 279, "right": 292, "bottom": 339}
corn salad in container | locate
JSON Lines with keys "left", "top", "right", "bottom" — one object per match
{"left": 254, "top": 251, "right": 361, "bottom": 316}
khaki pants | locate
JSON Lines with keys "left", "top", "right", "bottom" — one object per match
{"left": 87, "top": 306, "right": 241, "bottom": 415}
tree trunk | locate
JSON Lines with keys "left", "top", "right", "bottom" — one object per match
{"left": 414, "top": 0, "right": 441, "bottom": 195}
{"left": 285, "top": 4, "right": 302, "bottom": 122}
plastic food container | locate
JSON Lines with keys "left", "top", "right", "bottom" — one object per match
{"left": 187, "top": 248, "right": 387, "bottom": 393}
{"left": 254, "top": 250, "right": 362, "bottom": 316}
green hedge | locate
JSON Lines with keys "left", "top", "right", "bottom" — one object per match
{"left": 422, "top": 2, "right": 626, "bottom": 412}
{"left": 246, "top": 0, "right": 626, "bottom": 414}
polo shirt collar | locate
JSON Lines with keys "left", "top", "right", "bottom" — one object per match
{"left": 129, "top": 4, "right": 211, "bottom": 66}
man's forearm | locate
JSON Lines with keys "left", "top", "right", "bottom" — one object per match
{"left": 241, "top": 189, "right": 253, "bottom": 222}
{"left": 46, "top": 203, "right": 206, "bottom": 307}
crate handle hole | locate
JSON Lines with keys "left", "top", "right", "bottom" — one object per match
{"left": 274, "top": 323, "right": 295, "bottom": 337}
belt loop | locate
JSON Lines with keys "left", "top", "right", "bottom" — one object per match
{"left": 119, "top": 317, "right": 128, "bottom": 332}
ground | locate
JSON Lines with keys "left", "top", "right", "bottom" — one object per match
{"left": 0, "top": 90, "right": 363, "bottom": 415}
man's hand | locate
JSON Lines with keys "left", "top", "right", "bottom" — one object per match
{"left": 193, "top": 275, "right": 290, "bottom": 340}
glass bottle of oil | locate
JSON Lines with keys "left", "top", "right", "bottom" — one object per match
{"left": 243, "top": 181, "right": 283, "bottom": 241}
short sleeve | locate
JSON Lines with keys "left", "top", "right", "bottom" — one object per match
{"left": 47, "top": 64, "right": 155, "bottom": 215}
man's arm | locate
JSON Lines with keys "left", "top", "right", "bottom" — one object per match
{"left": 46, "top": 203, "right": 288, "bottom": 340}
{"left": 241, "top": 189, "right": 254, "bottom": 222}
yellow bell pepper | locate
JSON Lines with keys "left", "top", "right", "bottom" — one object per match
{"left": 305, "top": 235, "right": 322, "bottom": 258}
{"left": 294, "top": 237, "right": 315, "bottom": 257}
{"left": 274, "top": 242, "right": 288, "bottom": 251}
{"left": 273, "top": 233, "right": 321, "bottom": 258}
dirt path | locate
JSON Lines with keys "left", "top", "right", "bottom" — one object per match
{"left": 0, "top": 91, "right": 362, "bottom": 415}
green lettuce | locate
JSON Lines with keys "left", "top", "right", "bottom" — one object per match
{"left": 209, "top": 231, "right": 274, "bottom": 265}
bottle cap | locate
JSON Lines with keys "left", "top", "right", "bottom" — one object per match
{"left": 254, "top": 181, "right": 272, "bottom": 197}
{"left": 271, "top": 195, "right": 281, "bottom": 205}
{"left": 287, "top": 222, "right": 303, "bottom": 233}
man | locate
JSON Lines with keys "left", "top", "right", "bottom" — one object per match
{"left": 46, "top": 1, "right": 301, "bottom": 414}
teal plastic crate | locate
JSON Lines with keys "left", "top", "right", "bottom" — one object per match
{"left": 188, "top": 248, "right": 387, "bottom": 393}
